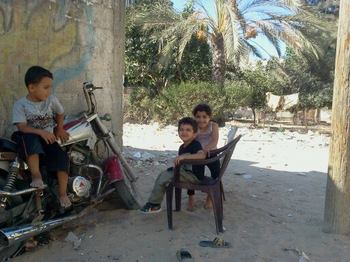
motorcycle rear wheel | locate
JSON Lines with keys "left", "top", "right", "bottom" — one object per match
{"left": 113, "top": 180, "right": 140, "bottom": 210}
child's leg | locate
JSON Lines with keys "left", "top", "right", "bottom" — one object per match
{"left": 57, "top": 171, "right": 71, "bottom": 207}
{"left": 148, "top": 169, "right": 174, "bottom": 205}
{"left": 187, "top": 194, "right": 195, "bottom": 211}
{"left": 204, "top": 195, "right": 213, "bottom": 209}
{"left": 42, "top": 142, "right": 71, "bottom": 207}
{"left": 179, "top": 168, "right": 202, "bottom": 211}
{"left": 11, "top": 132, "right": 45, "bottom": 188}
{"left": 27, "top": 154, "right": 44, "bottom": 188}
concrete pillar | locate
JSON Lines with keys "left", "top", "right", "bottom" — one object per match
{"left": 0, "top": 0, "right": 124, "bottom": 145}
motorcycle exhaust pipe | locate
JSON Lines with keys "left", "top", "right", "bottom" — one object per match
{"left": 0, "top": 214, "right": 78, "bottom": 247}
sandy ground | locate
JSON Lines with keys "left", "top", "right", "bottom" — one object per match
{"left": 13, "top": 123, "right": 350, "bottom": 262}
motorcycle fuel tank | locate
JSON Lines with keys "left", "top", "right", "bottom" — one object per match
{"left": 59, "top": 119, "right": 96, "bottom": 148}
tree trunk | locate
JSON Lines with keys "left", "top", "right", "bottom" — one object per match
{"left": 252, "top": 108, "right": 256, "bottom": 125}
{"left": 211, "top": 33, "right": 226, "bottom": 87}
{"left": 323, "top": 0, "right": 350, "bottom": 234}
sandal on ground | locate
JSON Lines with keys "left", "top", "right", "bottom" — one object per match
{"left": 176, "top": 248, "right": 193, "bottom": 261}
{"left": 199, "top": 237, "right": 231, "bottom": 248}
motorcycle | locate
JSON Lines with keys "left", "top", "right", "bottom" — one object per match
{"left": 0, "top": 82, "right": 141, "bottom": 260}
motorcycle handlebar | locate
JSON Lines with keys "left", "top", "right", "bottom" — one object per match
{"left": 83, "top": 82, "right": 103, "bottom": 114}
{"left": 83, "top": 82, "right": 103, "bottom": 91}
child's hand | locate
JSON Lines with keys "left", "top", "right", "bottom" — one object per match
{"left": 174, "top": 155, "right": 185, "bottom": 166}
{"left": 54, "top": 127, "right": 69, "bottom": 143}
{"left": 39, "top": 130, "right": 57, "bottom": 144}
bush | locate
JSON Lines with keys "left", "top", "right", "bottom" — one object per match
{"left": 124, "top": 87, "right": 156, "bottom": 123}
{"left": 125, "top": 82, "right": 244, "bottom": 124}
{"left": 155, "top": 82, "right": 230, "bottom": 124}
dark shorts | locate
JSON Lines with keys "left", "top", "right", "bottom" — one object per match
{"left": 187, "top": 160, "right": 221, "bottom": 196}
{"left": 11, "top": 132, "right": 69, "bottom": 173}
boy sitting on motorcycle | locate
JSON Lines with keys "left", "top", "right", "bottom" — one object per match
{"left": 140, "top": 117, "right": 206, "bottom": 213}
{"left": 11, "top": 66, "right": 71, "bottom": 208}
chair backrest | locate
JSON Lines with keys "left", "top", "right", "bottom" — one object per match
{"left": 174, "top": 135, "right": 241, "bottom": 183}
{"left": 225, "top": 126, "right": 238, "bottom": 145}
{"left": 217, "top": 135, "right": 241, "bottom": 180}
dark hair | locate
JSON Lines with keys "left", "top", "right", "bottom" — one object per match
{"left": 192, "top": 103, "right": 212, "bottom": 117}
{"left": 178, "top": 117, "right": 198, "bottom": 133}
{"left": 24, "top": 66, "right": 53, "bottom": 87}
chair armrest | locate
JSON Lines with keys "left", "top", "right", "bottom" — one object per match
{"left": 178, "top": 155, "right": 222, "bottom": 166}
{"left": 173, "top": 135, "right": 242, "bottom": 182}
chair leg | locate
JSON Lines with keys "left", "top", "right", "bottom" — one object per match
{"left": 220, "top": 182, "right": 224, "bottom": 220}
{"left": 175, "top": 188, "right": 182, "bottom": 211}
{"left": 220, "top": 181, "right": 226, "bottom": 201}
{"left": 209, "top": 188, "right": 224, "bottom": 234}
{"left": 166, "top": 184, "right": 174, "bottom": 230}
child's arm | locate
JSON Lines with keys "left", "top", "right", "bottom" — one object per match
{"left": 174, "top": 150, "right": 206, "bottom": 166}
{"left": 54, "top": 113, "right": 69, "bottom": 143}
{"left": 16, "top": 123, "right": 57, "bottom": 144}
{"left": 51, "top": 96, "right": 69, "bottom": 143}
{"left": 203, "top": 122, "right": 219, "bottom": 151}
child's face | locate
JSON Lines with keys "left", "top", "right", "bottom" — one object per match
{"left": 28, "top": 77, "right": 52, "bottom": 102}
{"left": 194, "top": 111, "right": 210, "bottom": 129}
{"left": 178, "top": 124, "right": 197, "bottom": 143}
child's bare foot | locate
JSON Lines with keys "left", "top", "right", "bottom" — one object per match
{"left": 59, "top": 195, "right": 72, "bottom": 208}
{"left": 30, "top": 178, "right": 45, "bottom": 188}
{"left": 25, "top": 238, "right": 38, "bottom": 252}
{"left": 204, "top": 195, "right": 213, "bottom": 209}
{"left": 187, "top": 195, "right": 195, "bottom": 212}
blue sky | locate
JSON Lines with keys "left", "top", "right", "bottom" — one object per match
{"left": 172, "top": 0, "right": 286, "bottom": 60}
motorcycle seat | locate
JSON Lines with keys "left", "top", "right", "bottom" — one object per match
{"left": 0, "top": 137, "right": 17, "bottom": 152}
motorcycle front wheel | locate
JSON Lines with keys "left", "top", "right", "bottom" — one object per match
{"left": 112, "top": 180, "right": 140, "bottom": 210}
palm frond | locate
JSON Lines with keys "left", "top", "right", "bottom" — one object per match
{"left": 132, "top": 3, "right": 181, "bottom": 29}
{"left": 245, "top": 41, "right": 264, "bottom": 59}
{"left": 197, "top": 1, "right": 218, "bottom": 31}
{"left": 255, "top": 21, "right": 283, "bottom": 56}
{"left": 224, "top": 6, "right": 244, "bottom": 60}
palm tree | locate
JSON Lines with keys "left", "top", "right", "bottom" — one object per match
{"left": 132, "top": 0, "right": 321, "bottom": 87}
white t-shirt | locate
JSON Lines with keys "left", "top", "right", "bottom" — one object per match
{"left": 12, "top": 95, "right": 64, "bottom": 133}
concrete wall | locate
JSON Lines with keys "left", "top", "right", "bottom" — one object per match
{"left": 0, "top": 0, "right": 125, "bottom": 145}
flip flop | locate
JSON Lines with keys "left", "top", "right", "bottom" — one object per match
{"left": 176, "top": 248, "right": 193, "bottom": 261}
{"left": 199, "top": 237, "right": 231, "bottom": 248}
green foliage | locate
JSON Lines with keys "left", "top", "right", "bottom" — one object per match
{"left": 239, "top": 68, "right": 273, "bottom": 110}
{"left": 125, "top": 2, "right": 212, "bottom": 94}
{"left": 131, "top": 0, "right": 325, "bottom": 85}
{"left": 155, "top": 82, "right": 227, "bottom": 123}
{"left": 125, "top": 82, "right": 242, "bottom": 124}
{"left": 178, "top": 35, "right": 212, "bottom": 82}
{"left": 125, "top": 5, "right": 177, "bottom": 95}
{"left": 225, "top": 67, "right": 275, "bottom": 123}
{"left": 266, "top": 48, "right": 334, "bottom": 108}
{"left": 124, "top": 87, "right": 156, "bottom": 123}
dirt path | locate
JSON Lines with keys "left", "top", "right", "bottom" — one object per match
{"left": 13, "top": 124, "right": 350, "bottom": 262}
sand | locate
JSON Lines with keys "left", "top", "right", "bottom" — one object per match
{"left": 13, "top": 123, "right": 350, "bottom": 262}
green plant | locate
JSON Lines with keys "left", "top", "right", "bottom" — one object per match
{"left": 124, "top": 87, "right": 156, "bottom": 123}
{"left": 154, "top": 82, "right": 227, "bottom": 123}
{"left": 132, "top": 0, "right": 323, "bottom": 86}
